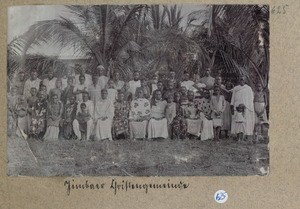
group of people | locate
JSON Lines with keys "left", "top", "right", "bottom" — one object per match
{"left": 8, "top": 64, "right": 268, "bottom": 143}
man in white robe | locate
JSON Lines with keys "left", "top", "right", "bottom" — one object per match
{"left": 231, "top": 76, "right": 255, "bottom": 138}
{"left": 94, "top": 89, "right": 114, "bottom": 141}
{"left": 73, "top": 91, "right": 94, "bottom": 140}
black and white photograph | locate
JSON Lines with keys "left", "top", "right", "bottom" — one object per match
{"left": 7, "top": 4, "right": 269, "bottom": 176}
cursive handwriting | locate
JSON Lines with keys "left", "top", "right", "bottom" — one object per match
{"left": 64, "top": 179, "right": 189, "bottom": 196}
{"left": 64, "top": 179, "right": 105, "bottom": 196}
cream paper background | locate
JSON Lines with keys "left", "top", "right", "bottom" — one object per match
{"left": 0, "top": 0, "right": 299, "bottom": 208}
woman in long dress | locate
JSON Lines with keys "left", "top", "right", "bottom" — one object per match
{"left": 210, "top": 86, "right": 225, "bottom": 140}
{"left": 148, "top": 90, "right": 168, "bottom": 139}
{"left": 165, "top": 93, "right": 177, "bottom": 138}
{"left": 15, "top": 95, "right": 28, "bottom": 138}
{"left": 196, "top": 90, "right": 214, "bottom": 141}
{"left": 221, "top": 81, "right": 234, "bottom": 138}
{"left": 29, "top": 91, "right": 48, "bottom": 139}
{"left": 113, "top": 91, "right": 130, "bottom": 139}
{"left": 61, "top": 95, "right": 77, "bottom": 139}
{"left": 43, "top": 94, "right": 63, "bottom": 141}
{"left": 129, "top": 87, "right": 151, "bottom": 140}
{"left": 171, "top": 96, "right": 188, "bottom": 139}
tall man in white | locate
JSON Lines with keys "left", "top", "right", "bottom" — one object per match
{"left": 230, "top": 75, "right": 255, "bottom": 139}
{"left": 94, "top": 89, "right": 114, "bottom": 141}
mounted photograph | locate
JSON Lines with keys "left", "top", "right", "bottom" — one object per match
{"left": 7, "top": 4, "right": 269, "bottom": 176}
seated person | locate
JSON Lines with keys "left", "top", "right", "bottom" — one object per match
{"left": 129, "top": 88, "right": 151, "bottom": 140}
{"left": 148, "top": 90, "right": 168, "bottom": 139}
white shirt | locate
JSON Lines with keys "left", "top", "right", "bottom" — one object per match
{"left": 180, "top": 80, "right": 195, "bottom": 90}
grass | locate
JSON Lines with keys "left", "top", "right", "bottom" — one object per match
{"left": 8, "top": 136, "right": 269, "bottom": 176}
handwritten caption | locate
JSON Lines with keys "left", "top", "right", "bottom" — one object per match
{"left": 64, "top": 179, "right": 189, "bottom": 196}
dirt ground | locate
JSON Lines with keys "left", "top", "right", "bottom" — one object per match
{"left": 8, "top": 136, "right": 269, "bottom": 176}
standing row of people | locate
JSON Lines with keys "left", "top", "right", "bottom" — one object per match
{"left": 8, "top": 64, "right": 268, "bottom": 142}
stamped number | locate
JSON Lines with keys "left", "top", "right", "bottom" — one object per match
{"left": 271, "top": 5, "right": 289, "bottom": 15}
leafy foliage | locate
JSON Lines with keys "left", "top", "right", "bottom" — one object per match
{"left": 8, "top": 4, "right": 269, "bottom": 87}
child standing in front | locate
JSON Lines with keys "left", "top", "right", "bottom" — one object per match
{"left": 235, "top": 104, "right": 246, "bottom": 142}
{"left": 210, "top": 86, "right": 225, "bottom": 141}
{"left": 254, "top": 83, "right": 268, "bottom": 142}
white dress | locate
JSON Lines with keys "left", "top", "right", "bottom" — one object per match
{"left": 147, "top": 100, "right": 168, "bottom": 139}
{"left": 234, "top": 112, "right": 246, "bottom": 134}
{"left": 210, "top": 95, "right": 225, "bottom": 127}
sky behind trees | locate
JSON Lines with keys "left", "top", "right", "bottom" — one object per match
{"left": 8, "top": 5, "right": 206, "bottom": 59}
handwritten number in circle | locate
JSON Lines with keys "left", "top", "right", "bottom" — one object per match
{"left": 216, "top": 192, "right": 226, "bottom": 201}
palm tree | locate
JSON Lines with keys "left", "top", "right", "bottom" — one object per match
{"left": 142, "top": 5, "right": 210, "bottom": 79}
{"left": 189, "top": 5, "right": 269, "bottom": 87}
{"left": 18, "top": 5, "right": 146, "bottom": 80}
